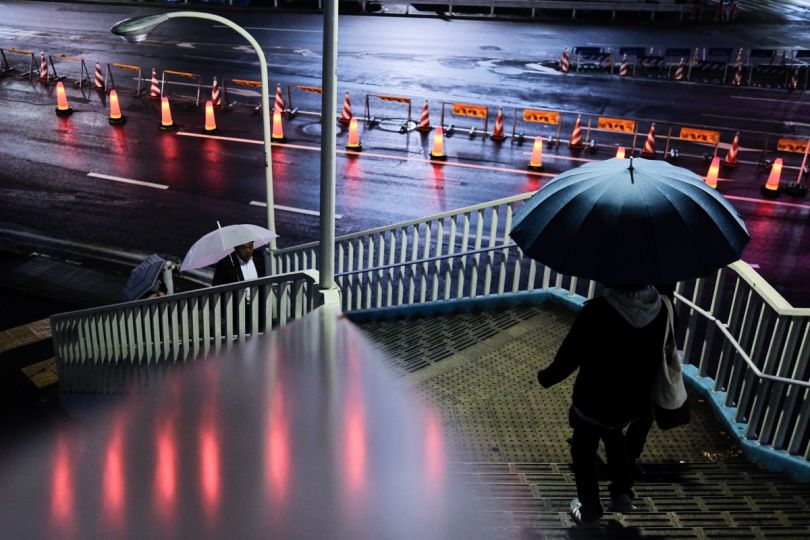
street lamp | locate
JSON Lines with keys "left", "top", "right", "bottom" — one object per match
{"left": 111, "top": 11, "right": 277, "bottom": 251}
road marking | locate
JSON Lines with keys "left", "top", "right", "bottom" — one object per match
{"left": 87, "top": 172, "right": 168, "bottom": 190}
{"left": 215, "top": 25, "right": 321, "bottom": 33}
{"left": 725, "top": 194, "right": 810, "bottom": 210}
{"left": 249, "top": 201, "right": 342, "bottom": 219}
{"left": 731, "top": 95, "right": 810, "bottom": 106}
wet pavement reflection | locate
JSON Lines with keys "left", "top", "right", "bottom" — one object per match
{"left": 1, "top": 307, "right": 492, "bottom": 539}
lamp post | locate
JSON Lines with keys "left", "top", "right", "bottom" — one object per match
{"left": 111, "top": 12, "right": 277, "bottom": 251}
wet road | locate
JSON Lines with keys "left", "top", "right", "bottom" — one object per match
{"left": 0, "top": 1, "right": 808, "bottom": 304}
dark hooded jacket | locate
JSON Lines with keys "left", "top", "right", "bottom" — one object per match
{"left": 537, "top": 286, "right": 668, "bottom": 426}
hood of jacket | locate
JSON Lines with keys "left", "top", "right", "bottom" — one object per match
{"left": 603, "top": 285, "right": 662, "bottom": 328}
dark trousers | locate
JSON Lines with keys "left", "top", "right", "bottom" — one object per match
{"left": 571, "top": 413, "right": 634, "bottom": 521}
{"left": 625, "top": 410, "right": 654, "bottom": 461}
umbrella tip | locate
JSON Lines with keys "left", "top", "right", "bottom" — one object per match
{"left": 628, "top": 156, "right": 635, "bottom": 183}
{"left": 216, "top": 220, "right": 222, "bottom": 229}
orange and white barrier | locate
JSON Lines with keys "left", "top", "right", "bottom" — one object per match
{"left": 704, "top": 156, "right": 720, "bottom": 188}
{"left": 211, "top": 76, "right": 221, "bottom": 107}
{"left": 54, "top": 81, "right": 72, "bottom": 116}
{"left": 528, "top": 137, "right": 543, "bottom": 170}
{"left": 560, "top": 48, "right": 570, "bottom": 73}
{"left": 274, "top": 83, "right": 284, "bottom": 113}
{"left": 430, "top": 126, "right": 447, "bottom": 161}
{"left": 416, "top": 100, "right": 431, "bottom": 132}
{"left": 346, "top": 117, "right": 362, "bottom": 151}
{"left": 272, "top": 108, "right": 286, "bottom": 142}
{"left": 569, "top": 114, "right": 584, "bottom": 149}
{"left": 674, "top": 57, "right": 685, "bottom": 81}
{"left": 149, "top": 68, "right": 160, "bottom": 99}
{"left": 642, "top": 123, "right": 656, "bottom": 158}
{"left": 732, "top": 49, "right": 743, "bottom": 86}
{"left": 160, "top": 96, "right": 175, "bottom": 130}
{"left": 108, "top": 89, "right": 125, "bottom": 125}
{"left": 490, "top": 107, "right": 506, "bottom": 141}
{"left": 339, "top": 92, "right": 352, "bottom": 125}
{"left": 39, "top": 51, "right": 48, "bottom": 83}
{"left": 93, "top": 62, "right": 104, "bottom": 90}
{"left": 204, "top": 100, "right": 218, "bottom": 134}
{"left": 618, "top": 54, "right": 628, "bottom": 77}
{"left": 723, "top": 132, "right": 740, "bottom": 167}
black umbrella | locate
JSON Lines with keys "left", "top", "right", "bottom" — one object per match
{"left": 122, "top": 254, "right": 170, "bottom": 301}
{"left": 509, "top": 157, "right": 750, "bottom": 285}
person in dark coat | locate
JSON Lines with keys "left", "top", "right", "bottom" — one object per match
{"left": 537, "top": 284, "right": 667, "bottom": 527}
{"left": 212, "top": 241, "right": 269, "bottom": 330}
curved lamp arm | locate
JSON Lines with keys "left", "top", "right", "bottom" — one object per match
{"left": 112, "top": 11, "right": 277, "bottom": 250}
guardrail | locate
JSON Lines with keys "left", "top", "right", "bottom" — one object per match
{"left": 50, "top": 270, "right": 321, "bottom": 370}
{"left": 273, "top": 192, "right": 809, "bottom": 463}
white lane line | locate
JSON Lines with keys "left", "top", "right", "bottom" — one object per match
{"left": 250, "top": 201, "right": 343, "bottom": 219}
{"left": 214, "top": 25, "right": 320, "bottom": 33}
{"left": 725, "top": 194, "right": 810, "bottom": 210}
{"left": 87, "top": 172, "right": 168, "bottom": 190}
{"left": 179, "top": 131, "right": 262, "bottom": 145}
{"left": 731, "top": 95, "right": 810, "bottom": 106}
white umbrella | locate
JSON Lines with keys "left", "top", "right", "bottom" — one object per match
{"left": 180, "top": 223, "right": 278, "bottom": 272}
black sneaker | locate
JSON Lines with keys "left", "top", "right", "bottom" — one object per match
{"left": 607, "top": 494, "right": 638, "bottom": 513}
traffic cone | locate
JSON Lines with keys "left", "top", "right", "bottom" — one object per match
{"left": 618, "top": 54, "right": 628, "bottom": 77}
{"left": 274, "top": 83, "right": 284, "bottom": 114}
{"left": 160, "top": 96, "right": 176, "bottom": 130}
{"left": 108, "top": 89, "right": 125, "bottom": 125}
{"left": 272, "top": 108, "right": 285, "bottom": 142}
{"left": 346, "top": 117, "right": 362, "bottom": 151}
{"left": 762, "top": 158, "right": 782, "bottom": 196}
{"left": 93, "top": 62, "right": 105, "bottom": 90}
{"left": 642, "top": 123, "right": 656, "bottom": 158}
{"left": 429, "top": 125, "right": 447, "bottom": 161}
{"left": 704, "top": 156, "right": 720, "bottom": 188}
{"left": 211, "top": 76, "right": 221, "bottom": 107}
{"left": 39, "top": 51, "right": 48, "bottom": 83}
{"left": 616, "top": 146, "right": 626, "bottom": 159}
{"left": 339, "top": 92, "right": 352, "bottom": 125}
{"left": 732, "top": 50, "right": 743, "bottom": 86}
{"left": 560, "top": 48, "right": 570, "bottom": 73}
{"left": 528, "top": 137, "right": 543, "bottom": 171}
{"left": 723, "top": 132, "right": 740, "bottom": 167}
{"left": 204, "top": 100, "right": 218, "bottom": 134}
{"left": 674, "top": 57, "right": 685, "bottom": 80}
{"left": 416, "top": 100, "right": 431, "bottom": 132}
{"left": 569, "top": 115, "right": 584, "bottom": 149}
{"left": 789, "top": 68, "right": 799, "bottom": 90}
{"left": 54, "top": 81, "right": 72, "bottom": 116}
{"left": 149, "top": 68, "right": 160, "bottom": 99}
{"left": 490, "top": 107, "right": 505, "bottom": 141}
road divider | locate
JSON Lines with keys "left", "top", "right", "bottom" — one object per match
{"left": 87, "top": 172, "right": 168, "bottom": 190}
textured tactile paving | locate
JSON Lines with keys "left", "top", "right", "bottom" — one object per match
{"left": 354, "top": 302, "right": 810, "bottom": 538}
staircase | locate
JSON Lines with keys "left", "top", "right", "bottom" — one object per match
{"left": 353, "top": 301, "right": 810, "bottom": 538}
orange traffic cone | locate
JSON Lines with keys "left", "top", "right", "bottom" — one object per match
{"left": 618, "top": 54, "right": 628, "bottom": 77}
{"left": 762, "top": 158, "right": 782, "bottom": 196}
{"left": 569, "top": 115, "right": 584, "bottom": 149}
{"left": 54, "top": 81, "right": 72, "bottom": 116}
{"left": 491, "top": 107, "right": 506, "bottom": 141}
{"left": 274, "top": 83, "right": 284, "bottom": 114}
{"left": 108, "top": 89, "right": 125, "bottom": 125}
{"left": 723, "top": 132, "right": 740, "bottom": 167}
{"left": 39, "top": 51, "right": 48, "bottom": 83}
{"left": 674, "top": 57, "right": 685, "bottom": 80}
{"left": 204, "top": 100, "right": 218, "bottom": 134}
{"left": 704, "top": 156, "right": 720, "bottom": 188}
{"left": 416, "top": 100, "right": 431, "bottom": 132}
{"left": 211, "top": 76, "right": 221, "bottom": 107}
{"left": 616, "top": 146, "right": 626, "bottom": 159}
{"left": 339, "top": 92, "right": 352, "bottom": 125}
{"left": 560, "top": 48, "right": 570, "bottom": 73}
{"left": 429, "top": 126, "right": 447, "bottom": 161}
{"left": 346, "top": 117, "right": 362, "bottom": 151}
{"left": 272, "top": 108, "right": 286, "bottom": 142}
{"left": 528, "top": 137, "right": 543, "bottom": 171}
{"left": 94, "top": 62, "right": 105, "bottom": 90}
{"left": 149, "top": 68, "right": 160, "bottom": 99}
{"left": 160, "top": 96, "right": 176, "bottom": 130}
{"left": 732, "top": 49, "right": 743, "bottom": 86}
{"left": 641, "top": 123, "right": 656, "bottom": 158}
{"left": 789, "top": 68, "right": 799, "bottom": 90}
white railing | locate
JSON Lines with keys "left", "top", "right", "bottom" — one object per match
{"left": 50, "top": 270, "right": 320, "bottom": 368}
{"left": 273, "top": 195, "right": 809, "bottom": 462}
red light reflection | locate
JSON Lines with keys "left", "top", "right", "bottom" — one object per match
{"left": 50, "top": 434, "right": 75, "bottom": 533}
{"left": 199, "top": 367, "right": 221, "bottom": 521}
{"left": 155, "top": 418, "right": 178, "bottom": 513}
{"left": 266, "top": 381, "right": 290, "bottom": 503}
{"left": 103, "top": 419, "right": 126, "bottom": 525}
{"left": 424, "top": 411, "right": 446, "bottom": 495}
{"left": 342, "top": 348, "right": 367, "bottom": 499}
